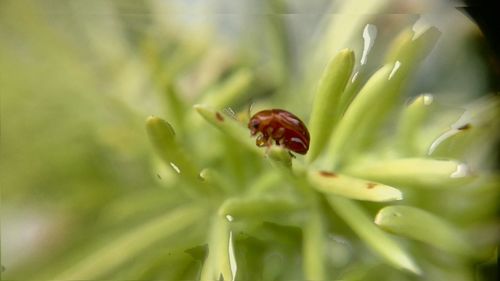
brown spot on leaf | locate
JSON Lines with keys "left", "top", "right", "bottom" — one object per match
{"left": 366, "top": 183, "right": 377, "bottom": 189}
{"left": 215, "top": 112, "right": 224, "bottom": 122}
{"left": 457, "top": 123, "right": 471, "bottom": 131}
{"left": 319, "top": 171, "right": 337, "bottom": 177}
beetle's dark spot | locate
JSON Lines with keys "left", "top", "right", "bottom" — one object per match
{"left": 319, "top": 171, "right": 337, "bottom": 177}
{"left": 366, "top": 183, "right": 377, "bottom": 189}
{"left": 215, "top": 112, "right": 224, "bottom": 122}
{"left": 457, "top": 123, "right": 471, "bottom": 131}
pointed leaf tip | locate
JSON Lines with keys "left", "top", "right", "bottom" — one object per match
{"left": 307, "top": 49, "right": 355, "bottom": 162}
{"left": 145, "top": 116, "right": 202, "bottom": 190}
{"left": 146, "top": 116, "right": 176, "bottom": 150}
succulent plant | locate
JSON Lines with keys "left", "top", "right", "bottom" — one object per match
{"left": 1, "top": 1, "right": 498, "bottom": 280}
{"left": 140, "top": 27, "right": 498, "bottom": 280}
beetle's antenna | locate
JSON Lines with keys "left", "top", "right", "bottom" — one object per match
{"left": 223, "top": 107, "right": 237, "bottom": 119}
{"left": 247, "top": 99, "right": 254, "bottom": 119}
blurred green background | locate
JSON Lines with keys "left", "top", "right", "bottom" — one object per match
{"left": 1, "top": 0, "right": 498, "bottom": 280}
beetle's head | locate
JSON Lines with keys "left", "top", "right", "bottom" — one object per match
{"left": 248, "top": 118, "right": 260, "bottom": 135}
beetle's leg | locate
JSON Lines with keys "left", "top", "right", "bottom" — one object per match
{"left": 266, "top": 126, "right": 274, "bottom": 136}
{"left": 277, "top": 137, "right": 285, "bottom": 146}
{"left": 273, "top": 127, "right": 286, "bottom": 145}
{"left": 266, "top": 135, "right": 274, "bottom": 147}
{"left": 264, "top": 137, "right": 278, "bottom": 155}
{"left": 262, "top": 127, "right": 276, "bottom": 147}
{"left": 274, "top": 138, "right": 295, "bottom": 158}
{"left": 256, "top": 134, "right": 267, "bottom": 147}
{"left": 273, "top": 127, "right": 285, "bottom": 139}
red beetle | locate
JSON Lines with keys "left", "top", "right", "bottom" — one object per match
{"left": 248, "top": 109, "right": 310, "bottom": 154}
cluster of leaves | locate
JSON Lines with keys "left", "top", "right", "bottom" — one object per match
{"left": 2, "top": 1, "right": 498, "bottom": 280}
{"left": 142, "top": 25, "right": 499, "bottom": 280}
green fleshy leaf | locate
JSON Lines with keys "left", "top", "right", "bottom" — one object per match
{"left": 218, "top": 196, "right": 302, "bottom": 219}
{"left": 194, "top": 104, "right": 263, "bottom": 156}
{"left": 165, "top": 40, "right": 208, "bottom": 79}
{"left": 395, "top": 94, "right": 434, "bottom": 155}
{"left": 200, "top": 68, "right": 253, "bottom": 109}
{"left": 384, "top": 27, "right": 414, "bottom": 64}
{"left": 336, "top": 67, "right": 364, "bottom": 121}
{"left": 161, "top": 83, "right": 187, "bottom": 132}
{"left": 199, "top": 168, "right": 234, "bottom": 195}
{"left": 146, "top": 116, "right": 202, "bottom": 190}
{"left": 201, "top": 216, "right": 236, "bottom": 281}
{"left": 247, "top": 171, "right": 282, "bottom": 195}
{"left": 428, "top": 97, "right": 500, "bottom": 159}
{"left": 105, "top": 249, "right": 195, "bottom": 280}
{"left": 308, "top": 170, "right": 402, "bottom": 202}
{"left": 428, "top": 128, "right": 474, "bottom": 158}
{"left": 344, "top": 158, "right": 473, "bottom": 189}
{"left": 98, "top": 188, "right": 185, "bottom": 227}
{"left": 303, "top": 205, "right": 326, "bottom": 280}
{"left": 51, "top": 205, "right": 205, "bottom": 280}
{"left": 325, "top": 27, "right": 441, "bottom": 168}
{"left": 266, "top": 0, "right": 290, "bottom": 86}
{"left": 266, "top": 146, "right": 293, "bottom": 169}
{"left": 335, "top": 25, "right": 376, "bottom": 120}
{"left": 326, "top": 196, "right": 421, "bottom": 274}
{"left": 324, "top": 62, "right": 402, "bottom": 168}
{"left": 317, "top": 2, "right": 386, "bottom": 67}
{"left": 142, "top": 39, "right": 188, "bottom": 131}
{"left": 385, "top": 27, "right": 441, "bottom": 74}
{"left": 307, "top": 49, "right": 355, "bottom": 162}
{"left": 375, "top": 205, "right": 474, "bottom": 257}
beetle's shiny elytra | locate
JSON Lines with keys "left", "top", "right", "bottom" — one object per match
{"left": 248, "top": 109, "right": 310, "bottom": 154}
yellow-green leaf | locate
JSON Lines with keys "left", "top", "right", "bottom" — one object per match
{"left": 308, "top": 170, "right": 402, "bottom": 202}
{"left": 218, "top": 196, "right": 302, "bottom": 219}
{"left": 200, "top": 68, "right": 253, "bottom": 109}
{"left": 303, "top": 206, "right": 326, "bottom": 280}
{"left": 396, "top": 94, "right": 434, "bottom": 155}
{"left": 307, "top": 49, "right": 355, "bottom": 162}
{"left": 375, "top": 205, "right": 474, "bottom": 257}
{"left": 327, "top": 197, "right": 421, "bottom": 274}
{"left": 52, "top": 205, "right": 204, "bottom": 280}
{"left": 201, "top": 216, "right": 236, "bottom": 281}
{"left": 344, "top": 158, "right": 472, "bottom": 189}
{"left": 194, "top": 104, "right": 262, "bottom": 156}
{"left": 324, "top": 62, "right": 402, "bottom": 168}
{"left": 146, "top": 116, "right": 201, "bottom": 187}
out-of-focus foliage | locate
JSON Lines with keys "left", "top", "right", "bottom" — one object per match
{"left": 1, "top": 0, "right": 498, "bottom": 280}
